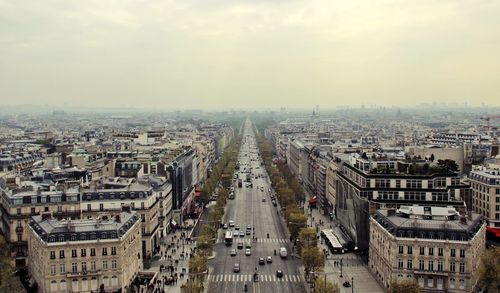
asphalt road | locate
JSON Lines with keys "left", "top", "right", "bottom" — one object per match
{"left": 207, "top": 119, "right": 307, "bottom": 293}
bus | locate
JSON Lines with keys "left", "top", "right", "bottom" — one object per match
{"left": 224, "top": 231, "right": 233, "bottom": 246}
{"left": 321, "top": 229, "right": 344, "bottom": 254}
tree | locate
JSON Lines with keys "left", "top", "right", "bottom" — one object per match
{"left": 0, "top": 236, "right": 24, "bottom": 292}
{"left": 181, "top": 278, "right": 204, "bottom": 293}
{"left": 288, "top": 212, "right": 307, "bottom": 239}
{"left": 429, "top": 153, "right": 435, "bottom": 162}
{"left": 302, "top": 246, "right": 325, "bottom": 279}
{"left": 436, "top": 159, "right": 459, "bottom": 173}
{"left": 314, "top": 277, "right": 339, "bottom": 293}
{"left": 189, "top": 254, "right": 208, "bottom": 275}
{"left": 478, "top": 247, "right": 500, "bottom": 292}
{"left": 297, "top": 228, "right": 317, "bottom": 254}
{"left": 388, "top": 280, "right": 421, "bottom": 293}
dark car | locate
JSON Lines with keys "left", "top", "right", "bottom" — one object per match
{"left": 258, "top": 258, "right": 265, "bottom": 265}
{"left": 343, "top": 281, "right": 351, "bottom": 288}
{"left": 276, "top": 270, "right": 283, "bottom": 278}
{"left": 237, "top": 242, "right": 244, "bottom": 249}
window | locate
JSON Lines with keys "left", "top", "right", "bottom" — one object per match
{"left": 450, "top": 262, "right": 456, "bottom": 272}
{"left": 60, "top": 263, "right": 65, "bottom": 273}
{"left": 428, "top": 247, "right": 434, "bottom": 256}
{"left": 50, "top": 251, "right": 56, "bottom": 259}
{"left": 451, "top": 249, "right": 456, "bottom": 257}
{"left": 460, "top": 249, "right": 465, "bottom": 258}
{"left": 419, "top": 260, "right": 424, "bottom": 271}
{"left": 428, "top": 260, "right": 434, "bottom": 271}
{"left": 102, "top": 260, "right": 108, "bottom": 270}
{"left": 59, "top": 250, "right": 65, "bottom": 259}
{"left": 87, "top": 204, "right": 91, "bottom": 211}
{"left": 50, "top": 264, "right": 56, "bottom": 275}
{"left": 72, "top": 262, "right": 77, "bottom": 273}
{"left": 90, "top": 248, "right": 95, "bottom": 256}
{"left": 141, "top": 202, "right": 145, "bottom": 209}
{"left": 81, "top": 262, "right": 87, "bottom": 272}
{"left": 428, "top": 277, "right": 434, "bottom": 287}
{"left": 459, "top": 279, "right": 465, "bottom": 290}
{"left": 407, "top": 259, "right": 412, "bottom": 269}
{"left": 437, "top": 261, "right": 443, "bottom": 272}
{"left": 449, "top": 278, "right": 456, "bottom": 289}
{"left": 111, "top": 247, "right": 116, "bottom": 255}
{"left": 16, "top": 232, "right": 22, "bottom": 242}
{"left": 111, "top": 260, "right": 117, "bottom": 269}
{"left": 398, "top": 246, "right": 403, "bottom": 254}
{"left": 407, "top": 246, "right": 412, "bottom": 254}
{"left": 398, "top": 259, "right": 404, "bottom": 269}
{"left": 419, "top": 247, "right": 425, "bottom": 255}
{"left": 102, "top": 247, "right": 108, "bottom": 256}
{"left": 459, "top": 262, "right": 465, "bottom": 273}
{"left": 99, "top": 203, "right": 104, "bottom": 211}
{"left": 72, "top": 249, "right": 77, "bottom": 258}
{"left": 81, "top": 249, "right": 86, "bottom": 257}
{"left": 31, "top": 207, "right": 36, "bottom": 214}
{"left": 438, "top": 247, "right": 443, "bottom": 256}
{"left": 91, "top": 261, "right": 96, "bottom": 272}
{"left": 16, "top": 208, "right": 21, "bottom": 215}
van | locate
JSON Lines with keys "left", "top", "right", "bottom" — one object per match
{"left": 279, "top": 247, "right": 287, "bottom": 258}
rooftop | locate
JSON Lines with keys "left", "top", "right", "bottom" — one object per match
{"left": 29, "top": 211, "right": 140, "bottom": 243}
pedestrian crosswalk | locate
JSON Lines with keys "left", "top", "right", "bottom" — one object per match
{"left": 216, "top": 238, "right": 288, "bottom": 244}
{"left": 208, "top": 274, "right": 302, "bottom": 283}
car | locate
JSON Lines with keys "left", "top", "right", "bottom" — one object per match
{"left": 245, "top": 230, "right": 251, "bottom": 235}
{"left": 246, "top": 225, "right": 251, "bottom": 230}
{"left": 272, "top": 200, "right": 277, "bottom": 207}
{"left": 235, "top": 225, "right": 240, "bottom": 230}
{"left": 233, "top": 263, "right": 240, "bottom": 273}
{"left": 245, "top": 248, "right": 251, "bottom": 256}
{"left": 239, "top": 232, "right": 245, "bottom": 237}
{"left": 223, "top": 224, "right": 228, "bottom": 229}
{"left": 258, "top": 258, "right": 265, "bottom": 265}
{"left": 262, "top": 198, "right": 266, "bottom": 202}
{"left": 276, "top": 270, "right": 283, "bottom": 278}
{"left": 343, "top": 281, "right": 351, "bottom": 288}
{"left": 230, "top": 249, "right": 237, "bottom": 256}
{"left": 237, "top": 242, "right": 244, "bottom": 249}
{"left": 266, "top": 256, "right": 272, "bottom": 263}
{"left": 245, "top": 242, "right": 252, "bottom": 249}
{"left": 229, "top": 220, "right": 235, "bottom": 227}
{"left": 233, "top": 231, "right": 239, "bottom": 237}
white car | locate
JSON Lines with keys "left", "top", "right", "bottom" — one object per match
{"left": 245, "top": 248, "right": 251, "bottom": 256}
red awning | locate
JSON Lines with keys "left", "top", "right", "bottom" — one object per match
{"left": 194, "top": 191, "right": 201, "bottom": 198}
{"left": 487, "top": 226, "right": 500, "bottom": 238}
{"left": 308, "top": 197, "right": 317, "bottom": 204}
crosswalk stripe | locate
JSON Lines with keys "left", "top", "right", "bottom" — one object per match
{"left": 208, "top": 274, "right": 301, "bottom": 283}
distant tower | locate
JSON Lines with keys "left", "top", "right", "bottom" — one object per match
{"left": 312, "top": 109, "right": 316, "bottom": 116}
{"left": 316, "top": 104, "right": 319, "bottom": 113}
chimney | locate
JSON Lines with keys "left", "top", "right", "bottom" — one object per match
{"left": 460, "top": 216, "right": 467, "bottom": 224}
{"left": 115, "top": 215, "right": 121, "bottom": 223}
{"left": 41, "top": 212, "right": 52, "bottom": 221}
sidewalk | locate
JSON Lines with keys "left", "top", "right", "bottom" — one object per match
{"left": 143, "top": 218, "right": 198, "bottom": 293}
{"left": 303, "top": 201, "right": 384, "bottom": 293}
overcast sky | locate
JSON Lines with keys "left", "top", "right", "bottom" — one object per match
{"left": 0, "top": 0, "right": 499, "bottom": 109}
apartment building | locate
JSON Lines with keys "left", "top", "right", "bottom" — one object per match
{"left": 468, "top": 167, "right": 500, "bottom": 236}
{"left": 336, "top": 154, "right": 470, "bottom": 251}
{"left": 369, "top": 206, "right": 485, "bottom": 292}
{"left": 28, "top": 211, "right": 142, "bottom": 293}
{"left": 0, "top": 174, "right": 171, "bottom": 266}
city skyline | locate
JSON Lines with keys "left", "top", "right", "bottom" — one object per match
{"left": 1, "top": 0, "right": 500, "bottom": 109}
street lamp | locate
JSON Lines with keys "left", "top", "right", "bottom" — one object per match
{"left": 340, "top": 258, "right": 343, "bottom": 278}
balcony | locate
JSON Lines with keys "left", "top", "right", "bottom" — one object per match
{"left": 66, "top": 269, "right": 102, "bottom": 277}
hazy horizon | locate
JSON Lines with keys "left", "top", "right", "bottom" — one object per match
{"left": 1, "top": 1, "right": 499, "bottom": 109}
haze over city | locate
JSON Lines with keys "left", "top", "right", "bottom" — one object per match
{"left": 1, "top": 0, "right": 500, "bottom": 109}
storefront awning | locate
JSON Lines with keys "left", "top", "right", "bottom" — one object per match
{"left": 308, "top": 197, "right": 317, "bottom": 204}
